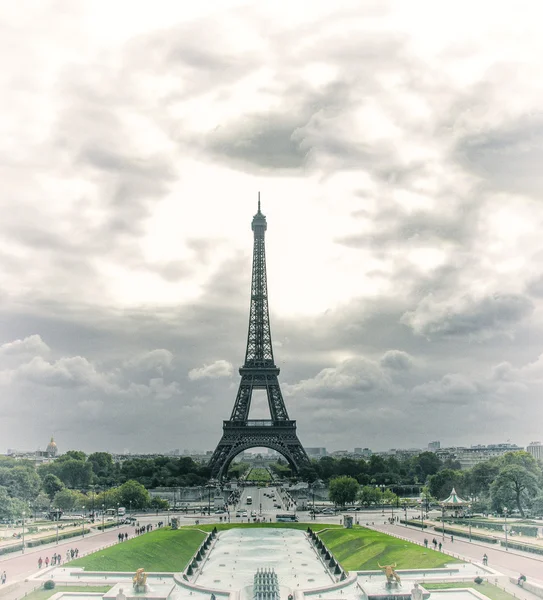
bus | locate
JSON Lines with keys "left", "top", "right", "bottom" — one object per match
{"left": 246, "top": 496, "right": 253, "bottom": 505}
{"left": 276, "top": 514, "right": 298, "bottom": 522}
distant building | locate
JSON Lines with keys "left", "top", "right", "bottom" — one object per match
{"left": 330, "top": 450, "right": 349, "bottom": 457}
{"left": 305, "top": 447, "right": 327, "bottom": 457}
{"left": 527, "top": 442, "right": 543, "bottom": 461}
{"left": 354, "top": 447, "right": 372, "bottom": 458}
{"left": 436, "top": 443, "right": 523, "bottom": 470}
{"left": 6, "top": 435, "right": 59, "bottom": 464}
{"left": 428, "top": 441, "right": 440, "bottom": 452}
{"left": 46, "top": 436, "right": 58, "bottom": 457}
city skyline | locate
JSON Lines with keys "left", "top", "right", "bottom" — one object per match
{"left": 2, "top": 2, "right": 543, "bottom": 454}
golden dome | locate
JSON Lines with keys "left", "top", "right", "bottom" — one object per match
{"left": 46, "top": 437, "right": 58, "bottom": 455}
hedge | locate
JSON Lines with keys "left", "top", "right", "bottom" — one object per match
{"left": 433, "top": 525, "right": 498, "bottom": 544}
{"left": 26, "top": 528, "right": 91, "bottom": 548}
{"left": 444, "top": 519, "right": 537, "bottom": 537}
{"left": 500, "top": 540, "right": 543, "bottom": 555}
{"left": 0, "top": 528, "right": 91, "bottom": 555}
{"left": 96, "top": 522, "right": 119, "bottom": 531}
{"left": 399, "top": 520, "right": 428, "bottom": 529}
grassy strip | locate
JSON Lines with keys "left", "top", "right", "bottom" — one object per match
{"left": 424, "top": 582, "right": 516, "bottom": 600}
{"left": 320, "top": 528, "right": 462, "bottom": 571}
{"left": 68, "top": 523, "right": 463, "bottom": 574}
{"left": 69, "top": 529, "right": 206, "bottom": 572}
{"left": 23, "top": 586, "right": 111, "bottom": 600}
{"left": 245, "top": 468, "right": 272, "bottom": 482}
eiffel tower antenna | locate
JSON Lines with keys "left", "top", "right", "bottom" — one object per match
{"left": 208, "top": 202, "right": 310, "bottom": 479}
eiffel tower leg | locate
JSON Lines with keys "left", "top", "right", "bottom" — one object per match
{"left": 208, "top": 422, "right": 310, "bottom": 480}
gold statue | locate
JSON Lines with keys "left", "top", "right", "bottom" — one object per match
{"left": 378, "top": 563, "right": 401, "bottom": 585}
{"left": 133, "top": 568, "right": 148, "bottom": 588}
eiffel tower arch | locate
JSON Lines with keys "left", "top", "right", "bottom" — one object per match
{"left": 208, "top": 197, "right": 311, "bottom": 480}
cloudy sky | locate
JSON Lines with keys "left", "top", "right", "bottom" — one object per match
{"left": 2, "top": 0, "right": 543, "bottom": 456}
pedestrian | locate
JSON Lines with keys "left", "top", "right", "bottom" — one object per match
{"left": 45, "top": 557, "right": 49, "bottom": 568}
{"left": 1, "top": 571, "right": 6, "bottom": 584}
{"left": 424, "top": 538, "right": 428, "bottom": 547}
{"left": 438, "top": 542, "right": 442, "bottom": 551}
{"left": 38, "top": 557, "right": 43, "bottom": 569}
{"left": 432, "top": 538, "right": 437, "bottom": 549}
{"left": 66, "top": 550, "right": 70, "bottom": 562}
{"left": 450, "top": 535, "right": 454, "bottom": 543}
{"left": 483, "top": 554, "right": 488, "bottom": 566}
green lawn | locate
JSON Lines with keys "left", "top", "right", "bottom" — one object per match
{"left": 70, "top": 522, "right": 462, "bottom": 573}
{"left": 245, "top": 468, "right": 272, "bottom": 482}
{"left": 24, "top": 586, "right": 111, "bottom": 600}
{"left": 424, "top": 582, "right": 516, "bottom": 600}
{"left": 69, "top": 528, "right": 206, "bottom": 572}
{"left": 320, "top": 528, "right": 463, "bottom": 571}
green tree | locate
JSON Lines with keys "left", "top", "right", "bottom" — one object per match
{"left": 52, "top": 488, "right": 80, "bottom": 511}
{"left": 531, "top": 494, "right": 543, "bottom": 516}
{"left": 42, "top": 474, "right": 65, "bottom": 501}
{"left": 500, "top": 451, "right": 542, "bottom": 478}
{"left": 32, "top": 492, "right": 52, "bottom": 512}
{"left": 466, "top": 460, "right": 500, "bottom": 498}
{"left": 0, "top": 486, "right": 27, "bottom": 520}
{"left": 87, "top": 452, "right": 115, "bottom": 480}
{"left": 117, "top": 480, "right": 151, "bottom": 509}
{"left": 0, "top": 466, "right": 41, "bottom": 501}
{"left": 410, "top": 452, "right": 442, "bottom": 483}
{"left": 150, "top": 496, "right": 169, "bottom": 510}
{"left": 57, "top": 450, "right": 87, "bottom": 462}
{"left": 58, "top": 459, "right": 93, "bottom": 488}
{"left": 328, "top": 476, "right": 360, "bottom": 507}
{"left": 358, "top": 485, "right": 382, "bottom": 507}
{"left": 490, "top": 465, "right": 540, "bottom": 517}
{"left": 427, "top": 469, "right": 464, "bottom": 500}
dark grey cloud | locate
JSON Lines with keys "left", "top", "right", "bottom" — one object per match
{"left": 401, "top": 293, "right": 534, "bottom": 339}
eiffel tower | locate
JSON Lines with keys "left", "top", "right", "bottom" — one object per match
{"left": 208, "top": 198, "right": 310, "bottom": 479}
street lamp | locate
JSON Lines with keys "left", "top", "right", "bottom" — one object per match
{"left": 504, "top": 507, "right": 508, "bottom": 551}
{"left": 54, "top": 508, "right": 59, "bottom": 545}
{"left": 117, "top": 503, "right": 120, "bottom": 527}
{"left": 167, "top": 508, "right": 170, "bottom": 526}
{"left": 82, "top": 506, "right": 85, "bottom": 537}
{"left": 404, "top": 505, "right": 408, "bottom": 526}
{"left": 101, "top": 503, "right": 105, "bottom": 533}
{"left": 90, "top": 485, "right": 95, "bottom": 522}
{"left": 468, "top": 504, "right": 472, "bottom": 542}
{"left": 22, "top": 511, "right": 25, "bottom": 553}
{"left": 206, "top": 481, "right": 215, "bottom": 515}
{"left": 421, "top": 499, "right": 424, "bottom": 532}
{"left": 441, "top": 504, "right": 445, "bottom": 541}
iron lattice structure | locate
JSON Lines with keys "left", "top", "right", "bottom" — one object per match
{"left": 208, "top": 199, "right": 311, "bottom": 479}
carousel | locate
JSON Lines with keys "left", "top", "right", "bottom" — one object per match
{"left": 440, "top": 487, "right": 470, "bottom": 517}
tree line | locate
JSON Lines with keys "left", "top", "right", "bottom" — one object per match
{"left": 1, "top": 448, "right": 541, "bottom": 520}
{"left": 326, "top": 450, "right": 543, "bottom": 517}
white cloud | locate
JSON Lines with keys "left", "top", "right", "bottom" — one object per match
{"left": 188, "top": 360, "right": 233, "bottom": 381}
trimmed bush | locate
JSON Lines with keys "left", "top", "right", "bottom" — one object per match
{"left": 500, "top": 540, "right": 543, "bottom": 555}
{"left": 443, "top": 519, "right": 538, "bottom": 537}
{"left": 474, "top": 577, "right": 483, "bottom": 585}
{"left": 400, "top": 520, "right": 428, "bottom": 529}
{"left": 433, "top": 526, "right": 498, "bottom": 544}
{"left": 26, "top": 529, "right": 91, "bottom": 548}
{"left": 44, "top": 580, "right": 56, "bottom": 590}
